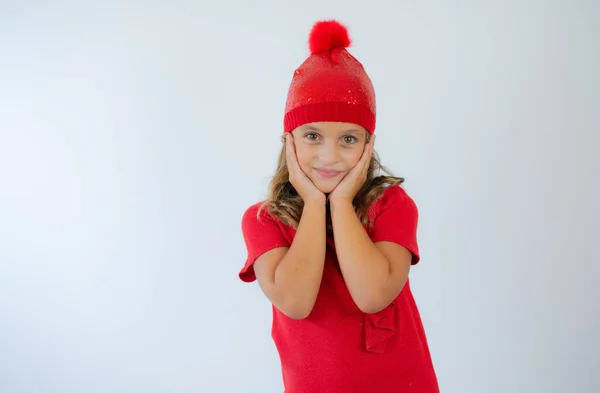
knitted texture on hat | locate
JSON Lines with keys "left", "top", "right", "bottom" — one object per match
{"left": 283, "top": 20, "right": 376, "bottom": 134}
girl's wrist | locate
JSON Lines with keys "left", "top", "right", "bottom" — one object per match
{"left": 328, "top": 196, "right": 354, "bottom": 208}
{"left": 303, "top": 196, "right": 327, "bottom": 209}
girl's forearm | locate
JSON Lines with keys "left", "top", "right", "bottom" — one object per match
{"left": 273, "top": 200, "right": 327, "bottom": 319}
{"left": 330, "top": 198, "right": 394, "bottom": 313}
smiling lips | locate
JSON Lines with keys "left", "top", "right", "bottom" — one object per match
{"left": 315, "top": 168, "right": 343, "bottom": 179}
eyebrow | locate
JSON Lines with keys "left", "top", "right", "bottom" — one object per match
{"left": 302, "top": 125, "right": 321, "bottom": 132}
{"left": 302, "top": 125, "right": 363, "bottom": 134}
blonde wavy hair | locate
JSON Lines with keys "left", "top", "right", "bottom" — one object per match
{"left": 258, "top": 133, "right": 405, "bottom": 233}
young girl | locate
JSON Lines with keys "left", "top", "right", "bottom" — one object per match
{"left": 239, "top": 20, "right": 439, "bottom": 393}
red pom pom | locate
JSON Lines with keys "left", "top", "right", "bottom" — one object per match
{"left": 308, "top": 20, "right": 351, "bottom": 54}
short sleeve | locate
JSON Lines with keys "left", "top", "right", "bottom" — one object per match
{"left": 239, "top": 202, "right": 291, "bottom": 282}
{"left": 370, "top": 186, "right": 420, "bottom": 264}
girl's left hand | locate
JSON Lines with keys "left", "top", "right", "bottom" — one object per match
{"left": 329, "top": 135, "right": 375, "bottom": 204}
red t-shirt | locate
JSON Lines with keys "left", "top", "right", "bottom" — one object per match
{"left": 239, "top": 186, "right": 439, "bottom": 393}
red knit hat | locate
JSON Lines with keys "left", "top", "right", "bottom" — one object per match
{"left": 283, "top": 20, "right": 376, "bottom": 134}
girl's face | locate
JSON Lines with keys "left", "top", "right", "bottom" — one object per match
{"left": 291, "top": 122, "right": 369, "bottom": 194}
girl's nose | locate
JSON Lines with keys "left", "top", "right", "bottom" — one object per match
{"left": 318, "top": 143, "right": 339, "bottom": 164}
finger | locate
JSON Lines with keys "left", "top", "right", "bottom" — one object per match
{"left": 285, "top": 133, "right": 295, "bottom": 159}
{"left": 360, "top": 139, "right": 374, "bottom": 175}
{"left": 346, "top": 142, "right": 370, "bottom": 177}
{"left": 368, "top": 134, "right": 375, "bottom": 155}
{"left": 360, "top": 140, "right": 373, "bottom": 167}
{"left": 285, "top": 134, "right": 301, "bottom": 172}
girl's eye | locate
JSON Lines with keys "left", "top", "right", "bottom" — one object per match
{"left": 305, "top": 133, "right": 319, "bottom": 140}
{"left": 343, "top": 136, "right": 357, "bottom": 144}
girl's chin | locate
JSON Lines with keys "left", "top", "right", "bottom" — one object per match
{"left": 312, "top": 180, "right": 340, "bottom": 194}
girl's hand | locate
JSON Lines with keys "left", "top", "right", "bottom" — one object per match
{"left": 286, "top": 134, "right": 326, "bottom": 205}
{"left": 329, "top": 135, "right": 375, "bottom": 204}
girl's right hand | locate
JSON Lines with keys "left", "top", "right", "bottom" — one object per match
{"left": 286, "top": 134, "right": 326, "bottom": 204}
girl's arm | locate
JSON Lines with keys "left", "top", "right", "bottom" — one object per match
{"left": 253, "top": 200, "right": 327, "bottom": 320}
{"left": 330, "top": 198, "right": 412, "bottom": 314}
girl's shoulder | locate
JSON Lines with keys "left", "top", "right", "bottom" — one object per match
{"left": 242, "top": 200, "right": 264, "bottom": 217}
{"left": 242, "top": 200, "right": 269, "bottom": 222}
{"left": 372, "top": 184, "right": 416, "bottom": 210}
{"left": 367, "top": 184, "right": 419, "bottom": 226}
{"left": 241, "top": 200, "right": 283, "bottom": 230}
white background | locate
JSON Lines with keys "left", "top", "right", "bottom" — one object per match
{"left": 1, "top": 1, "right": 599, "bottom": 392}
